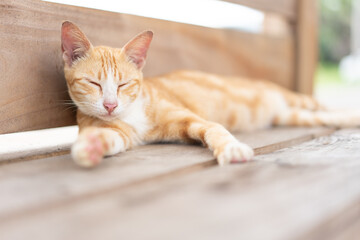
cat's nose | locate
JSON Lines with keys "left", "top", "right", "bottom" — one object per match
{"left": 103, "top": 102, "right": 118, "bottom": 114}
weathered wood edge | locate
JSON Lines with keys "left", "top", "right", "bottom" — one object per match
{"left": 254, "top": 127, "right": 335, "bottom": 155}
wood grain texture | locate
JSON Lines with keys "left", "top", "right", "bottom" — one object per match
{"left": 0, "top": 0, "right": 295, "bottom": 134}
{"left": 332, "top": 215, "right": 360, "bottom": 240}
{"left": 222, "top": 0, "right": 297, "bottom": 20}
{"left": 0, "top": 128, "right": 357, "bottom": 240}
{"left": 0, "top": 127, "right": 331, "bottom": 223}
{"left": 295, "top": 0, "right": 318, "bottom": 94}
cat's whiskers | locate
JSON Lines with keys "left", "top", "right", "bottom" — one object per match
{"left": 58, "top": 100, "right": 97, "bottom": 114}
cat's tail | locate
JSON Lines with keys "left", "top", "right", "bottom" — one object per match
{"left": 273, "top": 109, "right": 360, "bottom": 128}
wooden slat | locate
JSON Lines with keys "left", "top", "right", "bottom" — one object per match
{"left": 0, "top": 127, "right": 331, "bottom": 222}
{"left": 0, "top": 129, "right": 357, "bottom": 240}
{"left": 0, "top": 0, "right": 295, "bottom": 134}
{"left": 333, "top": 216, "right": 360, "bottom": 240}
{"left": 222, "top": 0, "right": 296, "bottom": 20}
{"left": 295, "top": 0, "right": 318, "bottom": 94}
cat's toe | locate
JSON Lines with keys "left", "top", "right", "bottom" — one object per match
{"left": 71, "top": 134, "right": 104, "bottom": 168}
{"left": 217, "top": 142, "right": 254, "bottom": 166}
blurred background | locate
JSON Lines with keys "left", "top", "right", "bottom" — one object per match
{"left": 316, "top": 0, "right": 360, "bottom": 108}
{"left": 47, "top": 0, "right": 360, "bottom": 108}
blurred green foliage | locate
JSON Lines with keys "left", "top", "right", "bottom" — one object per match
{"left": 315, "top": 62, "right": 342, "bottom": 86}
{"left": 319, "top": 0, "right": 352, "bottom": 63}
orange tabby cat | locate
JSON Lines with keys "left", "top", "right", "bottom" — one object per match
{"left": 61, "top": 21, "right": 359, "bottom": 167}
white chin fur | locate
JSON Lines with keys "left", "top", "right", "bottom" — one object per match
{"left": 96, "top": 114, "right": 120, "bottom": 121}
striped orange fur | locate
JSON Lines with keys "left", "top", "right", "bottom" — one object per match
{"left": 61, "top": 21, "right": 360, "bottom": 167}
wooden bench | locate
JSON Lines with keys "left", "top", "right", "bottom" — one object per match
{"left": 0, "top": 1, "right": 359, "bottom": 239}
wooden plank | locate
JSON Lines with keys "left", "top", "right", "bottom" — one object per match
{"left": 301, "top": 198, "right": 360, "bottom": 240}
{"left": 0, "top": 124, "right": 315, "bottom": 164}
{"left": 0, "top": 129, "right": 357, "bottom": 240}
{"left": 333, "top": 215, "right": 360, "bottom": 240}
{"left": 0, "top": 0, "right": 295, "bottom": 134}
{"left": 0, "top": 127, "right": 331, "bottom": 222}
{"left": 222, "top": 0, "right": 296, "bottom": 21}
{"left": 295, "top": 0, "right": 318, "bottom": 94}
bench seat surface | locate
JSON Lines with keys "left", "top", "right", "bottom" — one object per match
{"left": 0, "top": 127, "right": 359, "bottom": 240}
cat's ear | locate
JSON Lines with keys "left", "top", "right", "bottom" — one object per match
{"left": 123, "top": 31, "right": 153, "bottom": 70}
{"left": 61, "top": 21, "right": 92, "bottom": 67}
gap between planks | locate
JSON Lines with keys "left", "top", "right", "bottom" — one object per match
{"left": 0, "top": 127, "right": 334, "bottom": 222}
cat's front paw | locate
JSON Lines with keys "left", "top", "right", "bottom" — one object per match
{"left": 71, "top": 133, "right": 105, "bottom": 168}
{"left": 216, "top": 141, "right": 254, "bottom": 166}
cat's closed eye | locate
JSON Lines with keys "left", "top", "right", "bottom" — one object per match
{"left": 118, "top": 83, "right": 127, "bottom": 90}
{"left": 87, "top": 79, "right": 102, "bottom": 89}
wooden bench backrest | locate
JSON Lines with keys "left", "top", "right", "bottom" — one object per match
{"left": 0, "top": 0, "right": 317, "bottom": 134}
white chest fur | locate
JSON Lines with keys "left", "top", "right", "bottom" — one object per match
{"left": 120, "top": 97, "right": 150, "bottom": 139}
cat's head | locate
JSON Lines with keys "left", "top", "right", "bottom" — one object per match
{"left": 61, "top": 21, "right": 153, "bottom": 121}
